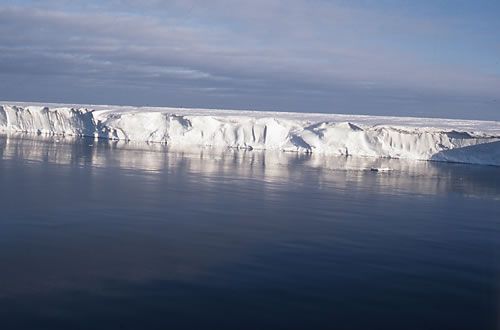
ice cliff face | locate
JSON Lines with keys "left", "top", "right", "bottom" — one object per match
{"left": 0, "top": 105, "right": 95, "bottom": 136}
{"left": 1, "top": 104, "right": 499, "bottom": 165}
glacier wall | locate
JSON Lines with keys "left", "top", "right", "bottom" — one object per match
{"left": 1, "top": 104, "right": 499, "bottom": 165}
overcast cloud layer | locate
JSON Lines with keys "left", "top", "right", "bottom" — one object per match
{"left": 0, "top": 0, "right": 499, "bottom": 119}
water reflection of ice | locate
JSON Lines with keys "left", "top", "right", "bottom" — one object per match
{"left": 1, "top": 133, "right": 499, "bottom": 199}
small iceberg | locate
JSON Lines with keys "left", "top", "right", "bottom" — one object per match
{"left": 370, "top": 167, "right": 392, "bottom": 172}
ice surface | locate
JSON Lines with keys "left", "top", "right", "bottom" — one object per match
{"left": 1, "top": 102, "right": 499, "bottom": 165}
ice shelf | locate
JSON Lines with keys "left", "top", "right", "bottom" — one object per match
{"left": 1, "top": 102, "right": 499, "bottom": 166}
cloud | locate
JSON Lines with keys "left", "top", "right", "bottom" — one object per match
{"left": 0, "top": 1, "right": 498, "bottom": 119}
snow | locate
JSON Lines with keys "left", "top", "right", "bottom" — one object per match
{"left": 1, "top": 102, "right": 499, "bottom": 166}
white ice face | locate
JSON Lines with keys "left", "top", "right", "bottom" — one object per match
{"left": 1, "top": 102, "right": 499, "bottom": 165}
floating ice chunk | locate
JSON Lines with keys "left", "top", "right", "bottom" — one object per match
{"left": 370, "top": 167, "right": 392, "bottom": 172}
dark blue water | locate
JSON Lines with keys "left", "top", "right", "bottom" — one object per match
{"left": 0, "top": 135, "right": 499, "bottom": 330}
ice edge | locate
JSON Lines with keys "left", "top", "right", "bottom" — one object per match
{"left": 1, "top": 104, "right": 499, "bottom": 166}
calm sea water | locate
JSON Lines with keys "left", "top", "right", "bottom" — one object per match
{"left": 0, "top": 134, "right": 499, "bottom": 330}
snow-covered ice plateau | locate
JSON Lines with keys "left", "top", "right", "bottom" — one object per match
{"left": 1, "top": 102, "right": 499, "bottom": 166}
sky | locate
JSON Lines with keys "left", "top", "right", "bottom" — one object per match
{"left": 0, "top": 0, "right": 499, "bottom": 119}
